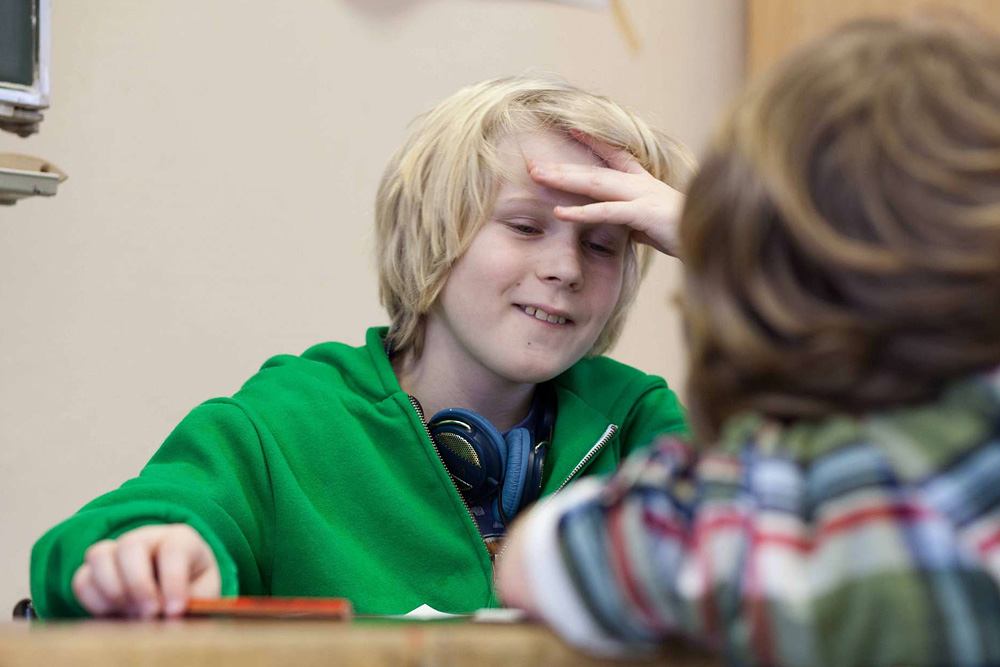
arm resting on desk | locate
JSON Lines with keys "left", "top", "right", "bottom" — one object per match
{"left": 31, "top": 400, "right": 277, "bottom": 617}
{"left": 500, "top": 435, "right": 1000, "bottom": 666}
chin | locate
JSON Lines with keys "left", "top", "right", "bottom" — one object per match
{"left": 498, "top": 357, "right": 575, "bottom": 384}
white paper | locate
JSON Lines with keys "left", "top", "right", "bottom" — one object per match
{"left": 380, "top": 604, "right": 525, "bottom": 623}
{"left": 472, "top": 607, "right": 528, "bottom": 623}
{"left": 396, "top": 603, "right": 466, "bottom": 620}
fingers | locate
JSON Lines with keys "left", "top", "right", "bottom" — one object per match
{"left": 158, "top": 526, "right": 221, "bottom": 617}
{"left": 189, "top": 562, "right": 223, "bottom": 601}
{"left": 152, "top": 539, "right": 190, "bottom": 617}
{"left": 568, "top": 129, "right": 646, "bottom": 175}
{"left": 84, "top": 540, "right": 129, "bottom": 608}
{"left": 75, "top": 534, "right": 159, "bottom": 618}
{"left": 529, "top": 161, "right": 649, "bottom": 203}
{"left": 116, "top": 531, "right": 163, "bottom": 618}
{"left": 553, "top": 200, "right": 640, "bottom": 226}
{"left": 69, "top": 524, "right": 220, "bottom": 620}
{"left": 495, "top": 522, "right": 539, "bottom": 617}
{"left": 527, "top": 137, "right": 686, "bottom": 259}
{"left": 71, "top": 562, "right": 115, "bottom": 617}
{"left": 554, "top": 199, "right": 680, "bottom": 257}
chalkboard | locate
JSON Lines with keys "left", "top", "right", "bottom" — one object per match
{"left": 0, "top": 0, "right": 35, "bottom": 87}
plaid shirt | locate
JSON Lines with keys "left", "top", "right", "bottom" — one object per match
{"left": 521, "top": 367, "right": 1000, "bottom": 666}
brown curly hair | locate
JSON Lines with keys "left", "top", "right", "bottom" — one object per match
{"left": 682, "top": 17, "right": 1000, "bottom": 439}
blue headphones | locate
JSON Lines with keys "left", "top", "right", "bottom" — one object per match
{"left": 427, "top": 384, "right": 556, "bottom": 525}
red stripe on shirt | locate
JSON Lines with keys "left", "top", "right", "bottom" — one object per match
{"left": 609, "top": 504, "right": 664, "bottom": 631}
{"left": 644, "top": 502, "right": 931, "bottom": 555}
{"left": 746, "top": 522, "right": 776, "bottom": 664}
{"left": 977, "top": 526, "right": 1000, "bottom": 554}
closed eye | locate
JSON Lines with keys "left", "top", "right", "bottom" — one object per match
{"left": 584, "top": 239, "right": 620, "bottom": 256}
{"left": 504, "top": 219, "right": 541, "bottom": 235}
{"left": 583, "top": 226, "right": 626, "bottom": 257}
{"left": 585, "top": 241, "right": 612, "bottom": 254}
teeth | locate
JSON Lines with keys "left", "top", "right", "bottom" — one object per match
{"left": 522, "top": 305, "right": 568, "bottom": 325}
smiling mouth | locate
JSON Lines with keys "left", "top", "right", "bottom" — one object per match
{"left": 517, "top": 304, "right": 571, "bottom": 325}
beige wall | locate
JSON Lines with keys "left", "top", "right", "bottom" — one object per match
{"left": 0, "top": 0, "right": 744, "bottom": 609}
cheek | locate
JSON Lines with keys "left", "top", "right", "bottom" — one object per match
{"left": 462, "top": 241, "right": 526, "bottom": 290}
{"left": 441, "top": 247, "right": 517, "bottom": 314}
{"left": 589, "top": 261, "right": 626, "bottom": 319}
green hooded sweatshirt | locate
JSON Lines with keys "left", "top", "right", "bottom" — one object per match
{"left": 31, "top": 327, "right": 687, "bottom": 617}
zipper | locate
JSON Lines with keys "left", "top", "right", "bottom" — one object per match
{"left": 553, "top": 424, "right": 618, "bottom": 494}
{"left": 494, "top": 423, "right": 619, "bottom": 577}
{"left": 407, "top": 395, "right": 489, "bottom": 555}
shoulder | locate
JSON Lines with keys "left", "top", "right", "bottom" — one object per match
{"left": 236, "top": 327, "right": 392, "bottom": 408}
{"left": 554, "top": 355, "right": 671, "bottom": 418}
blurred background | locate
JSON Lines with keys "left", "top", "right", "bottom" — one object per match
{"left": 6, "top": 0, "right": 993, "bottom": 610}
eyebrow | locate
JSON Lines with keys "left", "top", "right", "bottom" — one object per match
{"left": 492, "top": 196, "right": 549, "bottom": 211}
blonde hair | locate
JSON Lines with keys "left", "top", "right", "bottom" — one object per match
{"left": 375, "top": 75, "right": 694, "bottom": 358}
{"left": 681, "top": 18, "right": 1000, "bottom": 439}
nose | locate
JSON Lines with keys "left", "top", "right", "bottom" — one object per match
{"left": 537, "top": 237, "right": 584, "bottom": 290}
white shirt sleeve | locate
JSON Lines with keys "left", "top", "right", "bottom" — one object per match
{"left": 520, "top": 478, "right": 654, "bottom": 658}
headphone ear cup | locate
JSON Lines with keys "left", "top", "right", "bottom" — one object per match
{"left": 499, "top": 427, "right": 532, "bottom": 523}
{"left": 429, "top": 408, "right": 506, "bottom": 503}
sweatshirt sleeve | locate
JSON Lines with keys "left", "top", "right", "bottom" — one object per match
{"left": 30, "top": 398, "right": 275, "bottom": 618}
{"left": 517, "top": 436, "right": 1000, "bottom": 666}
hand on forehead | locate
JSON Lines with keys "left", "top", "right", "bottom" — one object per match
{"left": 511, "top": 129, "right": 687, "bottom": 259}
{"left": 495, "top": 130, "right": 628, "bottom": 242}
{"left": 503, "top": 132, "right": 600, "bottom": 202}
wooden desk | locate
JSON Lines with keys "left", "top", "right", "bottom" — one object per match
{"left": 0, "top": 618, "right": 722, "bottom": 666}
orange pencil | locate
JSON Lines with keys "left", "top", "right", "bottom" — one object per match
{"left": 186, "top": 596, "right": 354, "bottom": 619}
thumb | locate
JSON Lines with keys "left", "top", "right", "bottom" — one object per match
{"left": 157, "top": 531, "right": 221, "bottom": 616}
{"left": 189, "top": 553, "right": 222, "bottom": 600}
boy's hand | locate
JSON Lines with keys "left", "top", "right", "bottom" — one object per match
{"left": 71, "top": 524, "right": 221, "bottom": 619}
{"left": 495, "top": 520, "right": 540, "bottom": 617}
{"left": 528, "top": 130, "right": 687, "bottom": 259}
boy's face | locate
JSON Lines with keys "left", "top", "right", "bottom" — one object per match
{"left": 427, "top": 130, "right": 628, "bottom": 385}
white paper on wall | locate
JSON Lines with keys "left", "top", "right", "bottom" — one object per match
{"left": 530, "top": 0, "right": 610, "bottom": 9}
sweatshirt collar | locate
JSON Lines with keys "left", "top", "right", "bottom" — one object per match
{"left": 364, "top": 327, "right": 616, "bottom": 492}
{"left": 366, "top": 326, "right": 404, "bottom": 397}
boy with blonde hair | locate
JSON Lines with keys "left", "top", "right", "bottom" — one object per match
{"left": 31, "top": 76, "right": 692, "bottom": 619}
{"left": 499, "top": 18, "right": 1000, "bottom": 667}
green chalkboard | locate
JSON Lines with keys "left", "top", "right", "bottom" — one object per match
{"left": 0, "top": 0, "right": 35, "bottom": 87}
